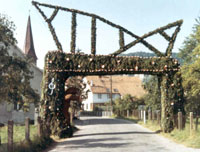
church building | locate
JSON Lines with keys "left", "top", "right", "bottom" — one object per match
{"left": 0, "top": 16, "right": 43, "bottom": 124}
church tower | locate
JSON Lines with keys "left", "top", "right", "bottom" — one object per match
{"left": 24, "top": 16, "right": 37, "bottom": 65}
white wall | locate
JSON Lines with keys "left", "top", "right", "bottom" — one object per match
{"left": 82, "top": 77, "right": 93, "bottom": 111}
{"left": 93, "top": 93, "right": 120, "bottom": 103}
{"left": 82, "top": 77, "right": 121, "bottom": 111}
{"left": 83, "top": 91, "right": 93, "bottom": 111}
{"left": 0, "top": 102, "right": 35, "bottom": 124}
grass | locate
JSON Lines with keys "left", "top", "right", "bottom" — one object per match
{"left": 0, "top": 124, "right": 53, "bottom": 152}
{"left": 0, "top": 125, "right": 37, "bottom": 144}
{"left": 162, "top": 126, "right": 200, "bottom": 148}
{"left": 0, "top": 123, "right": 79, "bottom": 152}
{"left": 125, "top": 116, "right": 200, "bottom": 148}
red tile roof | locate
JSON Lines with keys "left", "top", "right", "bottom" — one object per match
{"left": 86, "top": 75, "right": 146, "bottom": 98}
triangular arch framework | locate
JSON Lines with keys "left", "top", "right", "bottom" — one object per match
{"left": 33, "top": 1, "right": 185, "bottom": 138}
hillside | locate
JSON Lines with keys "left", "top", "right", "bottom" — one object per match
{"left": 120, "top": 52, "right": 183, "bottom": 65}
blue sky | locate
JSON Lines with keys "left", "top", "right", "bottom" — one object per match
{"left": 1, "top": 0, "right": 200, "bottom": 69}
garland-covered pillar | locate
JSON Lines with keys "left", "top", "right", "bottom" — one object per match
{"left": 160, "top": 74, "right": 174, "bottom": 132}
{"left": 40, "top": 53, "right": 72, "bottom": 138}
{"left": 171, "top": 72, "right": 185, "bottom": 128}
{"left": 160, "top": 72, "right": 185, "bottom": 132}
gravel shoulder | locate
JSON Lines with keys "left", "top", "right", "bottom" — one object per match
{"left": 47, "top": 116, "right": 200, "bottom": 152}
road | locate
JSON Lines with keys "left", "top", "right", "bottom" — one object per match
{"left": 47, "top": 116, "right": 200, "bottom": 152}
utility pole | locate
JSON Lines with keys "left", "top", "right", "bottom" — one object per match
{"left": 110, "top": 75, "right": 113, "bottom": 114}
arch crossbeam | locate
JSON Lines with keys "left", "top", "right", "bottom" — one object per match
{"left": 46, "top": 52, "right": 179, "bottom": 75}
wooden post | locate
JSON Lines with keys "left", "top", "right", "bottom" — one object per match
{"left": 178, "top": 112, "right": 183, "bottom": 130}
{"left": 134, "top": 110, "right": 137, "bottom": 117}
{"left": 195, "top": 116, "right": 198, "bottom": 131}
{"left": 190, "top": 112, "right": 193, "bottom": 131}
{"left": 7, "top": 120, "right": 13, "bottom": 152}
{"left": 148, "top": 110, "right": 152, "bottom": 120}
{"left": 70, "top": 112, "right": 73, "bottom": 124}
{"left": 157, "top": 111, "right": 161, "bottom": 125}
{"left": 136, "top": 110, "right": 140, "bottom": 119}
{"left": 37, "top": 116, "right": 42, "bottom": 137}
{"left": 152, "top": 111, "right": 155, "bottom": 123}
{"left": 25, "top": 117, "right": 30, "bottom": 142}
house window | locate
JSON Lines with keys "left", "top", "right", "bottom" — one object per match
{"left": 107, "top": 94, "right": 115, "bottom": 99}
{"left": 98, "top": 94, "right": 102, "bottom": 99}
{"left": 106, "top": 88, "right": 110, "bottom": 92}
{"left": 112, "top": 94, "right": 115, "bottom": 98}
{"left": 113, "top": 89, "right": 118, "bottom": 92}
{"left": 86, "top": 104, "right": 88, "bottom": 110}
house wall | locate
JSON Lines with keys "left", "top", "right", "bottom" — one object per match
{"left": 93, "top": 93, "right": 120, "bottom": 103}
{"left": 83, "top": 92, "right": 120, "bottom": 111}
{"left": 0, "top": 102, "right": 35, "bottom": 124}
{"left": 82, "top": 78, "right": 121, "bottom": 111}
{"left": 83, "top": 91, "right": 94, "bottom": 111}
{"left": 82, "top": 78, "right": 93, "bottom": 111}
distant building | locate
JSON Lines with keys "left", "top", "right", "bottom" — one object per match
{"left": 82, "top": 75, "right": 146, "bottom": 111}
{"left": 0, "top": 16, "right": 43, "bottom": 124}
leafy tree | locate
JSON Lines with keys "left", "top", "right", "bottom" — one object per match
{"left": 178, "top": 18, "right": 200, "bottom": 65}
{"left": 113, "top": 94, "right": 144, "bottom": 116}
{"left": 178, "top": 17, "right": 200, "bottom": 114}
{"left": 142, "top": 76, "right": 161, "bottom": 111}
{"left": 0, "top": 14, "right": 39, "bottom": 110}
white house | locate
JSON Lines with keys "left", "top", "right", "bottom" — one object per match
{"left": 82, "top": 75, "right": 146, "bottom": 111}
{"left": 0, "top": 16, "right": 43, "bottom": 124}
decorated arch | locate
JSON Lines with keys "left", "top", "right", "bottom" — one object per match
{"left": 32, "top": 1, "right": 185, "bottom": 138}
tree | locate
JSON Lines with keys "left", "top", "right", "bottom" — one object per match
{"left": 113, "top": 94, "right": 143, "bottom": 116}
{"left": 178, "top": 18, "right": 200, "bottom": 65}
{"left": 0, "top": 14, "right": 39, "bottom": 110}
{"left": 142, "top": 76, "right": 161, "bottom": 111}
{"left": 178, "top": 17, "right": 200, "bottom": 114}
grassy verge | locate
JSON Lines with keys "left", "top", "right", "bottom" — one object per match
{"left": 0, "top": 125, "right": 53, "bottom": 152}
{"left": 1, "top": 125, "right": 37, "bottom": 144}
{"left": 121, "top": 116, "right": 200, "bottom": 148}
{"left": 0, "top": 123, "right": 79, "bottom": 152}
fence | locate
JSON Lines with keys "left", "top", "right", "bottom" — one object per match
{"left": 131, "top": 109, "right": 199, "bottom": 133}
{"left": 80, "top": 111, "right": 112, "bottom": 117}
{"left": 80, "top": 109, "right": 199, "bottom": 132}
{"left": 0, "top": 116, "right": 43, "bottom": 152}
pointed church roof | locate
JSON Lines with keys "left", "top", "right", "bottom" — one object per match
{"left": 24, "top": 16, "right": 37, "bottom": 61}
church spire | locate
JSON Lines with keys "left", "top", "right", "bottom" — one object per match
{"left": 24, "top": 15, "right": 37, "bottom": 65}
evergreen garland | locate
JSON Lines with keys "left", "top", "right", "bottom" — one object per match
{"left": 32, "top": 1, "right": 182, "bottom": 57}
{"left": 91, "top": 17, "right": 96, "bottom": 55}
{"left": 41, "top": 52, "right": 184, "bottom": 137}
{"left": 119, "top": 29, "right": 124, "bottom": 49}
{"left": 166, "top": 25, "right": 181, "bottom": 56}
{"left": 70, "top": 12, "right": 77, "bottom": 53}
{"left": 33, "top": 2, "right": 63, "bottom": 51}
{"left": 46, "top": 52, "right": 180, "bottom": 75}
{"left": 32, "top": 1, "right": 185, "bottom": 137}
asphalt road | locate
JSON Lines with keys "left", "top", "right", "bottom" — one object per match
{"left": 47, "top": 116, "right": 200, "bottom": 152}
